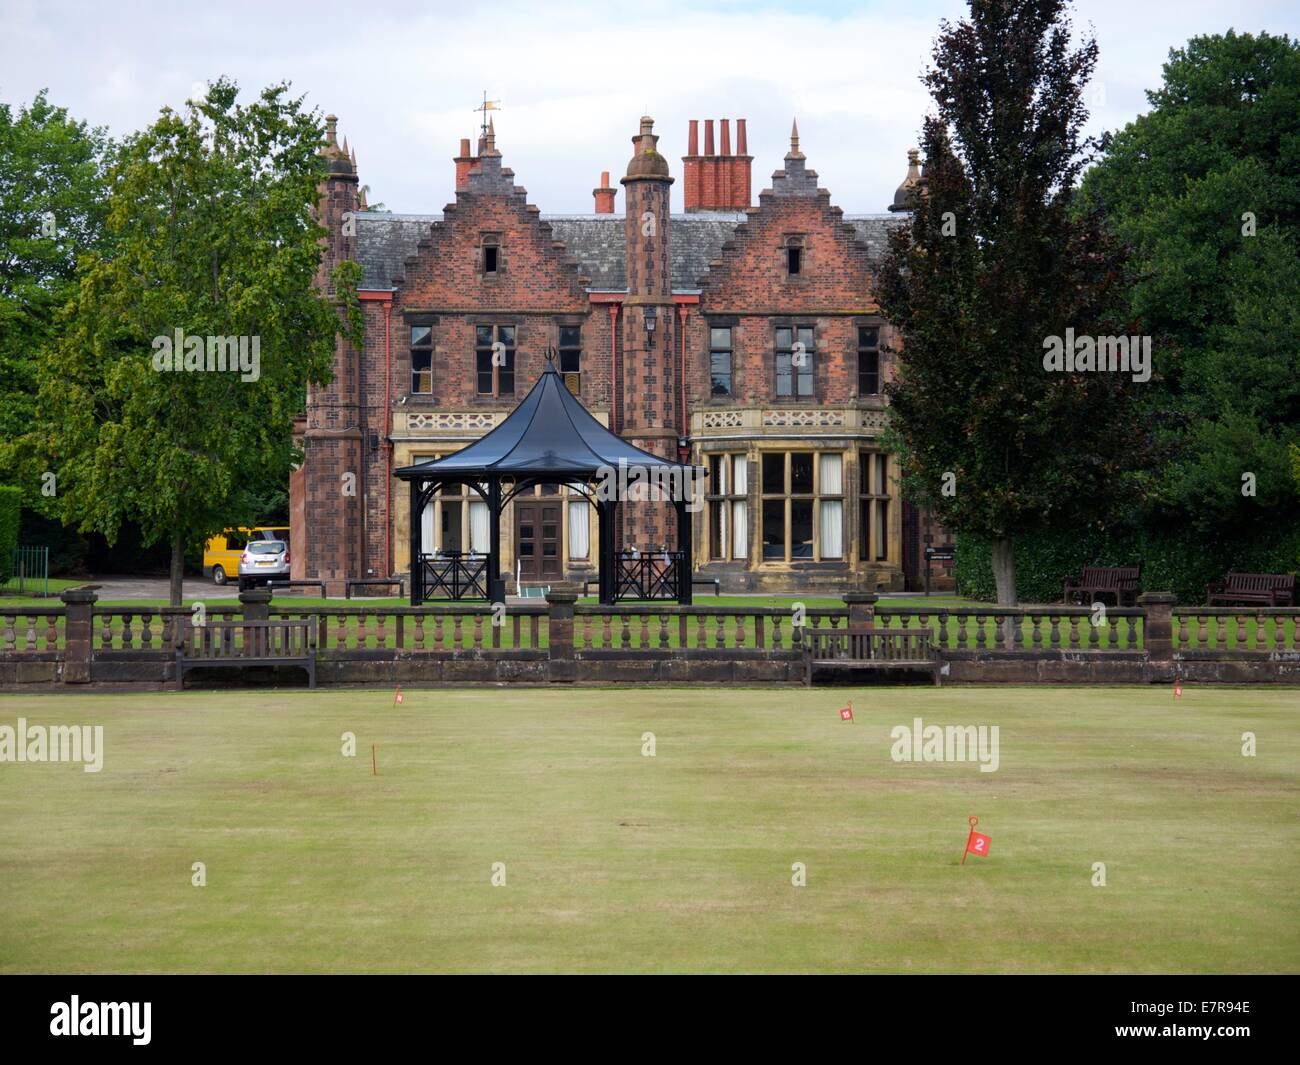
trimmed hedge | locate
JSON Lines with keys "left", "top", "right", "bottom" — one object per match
{"left": 0, "top": 486, "right": 21, "bottom": 584}
{"left": 954, "top": 523, "right": 1300, "bottom": 605}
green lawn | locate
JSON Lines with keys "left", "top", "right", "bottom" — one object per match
{"left": 0, "top": 687, "right": 1296, "bottom": 974}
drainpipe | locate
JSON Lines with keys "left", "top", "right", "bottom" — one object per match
{"left": 608, "top": 303, "right": 620, "bottom": 432}
{"left": 359, "top": 312, "right": 368, "bottom": 582}
{"left": 677, "top": 304, "right": 688, "bottom": 443}
{"left": 383, "top": 300, "right": 392, "bottom": 577}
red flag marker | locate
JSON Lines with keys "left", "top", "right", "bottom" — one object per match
{"left": 394, "top": 685, "right": 404, "bottom": 705}
{"left": 961, "top": 816, "right": 991, "bottom": 864}
{"left": 840, "top": 701, "right": 854, "bottom": 723}
{"left": 371, "top": 743, "right": 377, "bottom": 776}
{"left": 1173, "top": 679, "right": 1182, "bottom": 698}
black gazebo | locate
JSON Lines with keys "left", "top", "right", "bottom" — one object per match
{"left": 394, "top": 356, "right": 703, "bottom": 606}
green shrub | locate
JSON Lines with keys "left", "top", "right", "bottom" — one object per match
{"left": 0, "top": 486, "right": 21, "bottom": 584}
{"left": 954, "top": 523, "right": 1300, "bottom": 605}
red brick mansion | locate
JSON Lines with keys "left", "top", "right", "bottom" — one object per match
{"left": 292, "top": 113, "right": 954, "bottom": 595}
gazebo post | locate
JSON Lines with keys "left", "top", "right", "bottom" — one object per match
{"left": 597, "top": 499, "right": 613, "bottom": 605}
{"left": 607, "top": 499, "right": 622, "bottom": 605}
{"left": 410, "top": 479, "right": 423, "bottom": 606}
{"left": 488, "top": 477, "right": 504, "bottom": 603}
{"left": 675, "top": 498, "right": 693, "bottom": 605}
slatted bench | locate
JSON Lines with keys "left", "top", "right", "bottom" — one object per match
{"left": 1062, "top": 565, "right": 1141, "bottom": 606}
{"left": 346, "top": 577, "right": 406, "bottom": 599}
{"left": 176, "top": 618, "right": 317, "bottom": 689}
{"left": 1206, "top": 572, "right": 1295, "bottom": 607}
{"left": 262, "top": 579, "right": 327, "bottom": 597}
{"left": 804, "top": 624, "right": 940, "bottom": 686}
{"left": 582, "top": 577, "right": 722, "bottom": 597}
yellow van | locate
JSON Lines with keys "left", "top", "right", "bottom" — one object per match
{"left": 203, "top": 527, "right": 290, "bottom": 585}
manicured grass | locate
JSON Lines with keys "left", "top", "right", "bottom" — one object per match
{"left": 0, "top": 687, "right": 1296, "bottom": 974}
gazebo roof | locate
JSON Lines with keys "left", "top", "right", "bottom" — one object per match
{"left": 394, "top": 357, "right": 698, "bottom": 482}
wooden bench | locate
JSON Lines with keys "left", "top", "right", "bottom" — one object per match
{"left": 346, "top": 577, "right": 406, "bottom": 599}
{"left": 1062, "top": 565, "right": 1141, "bottom": 606}
{"left": 582, "top": 577, "right": 722, "bottom": 597}
{"left": 176, "top": 618, "right": 317, "bottom": 689}
{"left": 1206, "top": 572, "right": 1295, "bottom": 607}
{"left": 261, "top": 579, "right": 327, "bottom": 597}
{"left": 804, "top": 624, "right": 940, "bottom": 686}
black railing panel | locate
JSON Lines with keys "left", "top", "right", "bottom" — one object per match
{"left": 613, "top": 552, "right": 684, "bottom": 601}
{"left": 420, "top": 554, "right": 489, "bottom": 600}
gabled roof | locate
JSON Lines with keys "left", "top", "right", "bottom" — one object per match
{"left": 355, "top": 211, "right": 905, "bottom": 292}
{"left": 394, "top": 358, "right": 696, "bottom": 482}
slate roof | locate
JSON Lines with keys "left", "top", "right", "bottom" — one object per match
{"left": 353, "top": 210, "right": 905, "bottom": 292}
{"left": 845, "top": 215, "right": 903, "bottom": 261}
{"left": 394, "top": 358, "right": 696, "bottom": 480}
{"left": 355, "top": 213, "right": 441, "bottom": 290}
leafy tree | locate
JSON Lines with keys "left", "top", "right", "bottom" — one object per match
{"left": 878, "top": 0, "right": 1148, "bottom": 605}
{"left": 0, "top": 91, "right": 112, "bottom": 486}
{"left": 1080, "top": 30, "right": 1300, "bottom": 542}
{"left": 30, "top": 79, "right": 361, "bottom": 605}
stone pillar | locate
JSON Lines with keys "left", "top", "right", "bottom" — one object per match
{"left": 239, "top": 587, "right": 273, "bottom": 660}
{"left": 239, "top": 587, "right": 272, "bottom": 622}
{"left": 1138, "top": 592, "right": 1176, "bottom": 682}
{"left": 844, "top": 591, "right": 878, "bottom": 629}
{"left": 60, "top": 586, "right": 97, "bottom": 684}
{"left": 545, "top": 583, "right": 580, "bottom": 684}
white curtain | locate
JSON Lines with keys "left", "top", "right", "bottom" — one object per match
{"left": 820, "top": 500, "right": 843, "bottom": 559}
{"left": 819, "top": 452, "right": 843, "bottom": 494}
{"left": 731, "top": 456, "right": 748, "bottom": 559}
{"left": 819, "top": 454, "right": 843, "bottom": 559}
{"left": 732, "top": 500, "right": 748, "bottom": 558}
{"left": 420, "top": 500, "right": 435, "bottom": 554}
{"left": 469, "top": 500, "right": 489, "bottom": 554}
{"left": 568, "top": 500, "right": 590, "bottom": 559}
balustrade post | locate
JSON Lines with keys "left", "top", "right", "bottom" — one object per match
{"left": 844, "top": 592, "right": 877, "bottom": 629}
{"left": 239, "top": 587, "right": 271, "bottom": 659}
{"left": 545, "top": 583, "right": 580, "bottom": 684}
{"left": 60, "top": 586, "right": 97, "bottom": 684}
{"left": 1138, "top": 592, "right": 1176, "bottom": 682}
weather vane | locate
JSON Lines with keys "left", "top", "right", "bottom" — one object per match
{"left": 474, "top": 91, "right": 502, "bottom": 139}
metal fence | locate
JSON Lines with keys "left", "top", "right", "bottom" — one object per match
{"left": 3, "top": 546, "right": 49, "bottom": 597}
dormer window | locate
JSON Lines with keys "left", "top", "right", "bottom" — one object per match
{"left": 785, "top": 236, "right": 804, "bottom": 276}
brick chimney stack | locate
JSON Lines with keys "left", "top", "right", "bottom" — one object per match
{"left": 619, "top": 115, "right": 677, "bottom": 551}
{"left": 454, "top": 137, "right": 476, "bottom": 190}
{"left": 683, "top": 117, "right": 752, "bottom": 212}
{"left": 593, "top": 170, "right": 616, "bottom": 213}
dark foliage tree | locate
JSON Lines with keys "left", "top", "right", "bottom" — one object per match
{"left": 879, "top": 0, "right": 1149, "bottom": 605}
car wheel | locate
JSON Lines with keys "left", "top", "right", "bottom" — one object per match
{"left": 212, "top": 566, "right": 227, "bottom": 585}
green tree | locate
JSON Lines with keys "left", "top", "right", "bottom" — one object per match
{"left": 0, "top": 91, "right": 112, "bottom": 486}
{"left": 878, "top": 0, "right": 1147, "bottom": 605}
{"left": 1080, "top": 30, "right": 1300, "bottom": 541}
{"left": 30, "top": 79, "right": 361, "bottom": 605}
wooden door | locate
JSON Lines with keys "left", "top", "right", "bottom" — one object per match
{"left": 516, "top": 501, "right": 562, "bottom": 581}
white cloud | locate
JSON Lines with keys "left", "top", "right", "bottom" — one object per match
{"left": 1, "top": 0, "right": 1296, "bottom": 214}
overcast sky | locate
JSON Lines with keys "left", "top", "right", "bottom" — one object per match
{"left": 2, "top": 0, "right": 1297, "bottom": 215}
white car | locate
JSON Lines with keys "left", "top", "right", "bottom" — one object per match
{"left": 237, "top": 540, "right": 289, "bottom": 590}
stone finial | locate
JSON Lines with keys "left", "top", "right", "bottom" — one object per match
{"left": 889, "top": 148, "right": 923, "bottom": 213}
{"left": 321, "top": 113, "right": 355, "bottom": 176}
{"left": 788, "top": 118, "right": 803, "bottom": 159}
{"left": 624, "top": 115, "right": 670, "bottom": 181}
